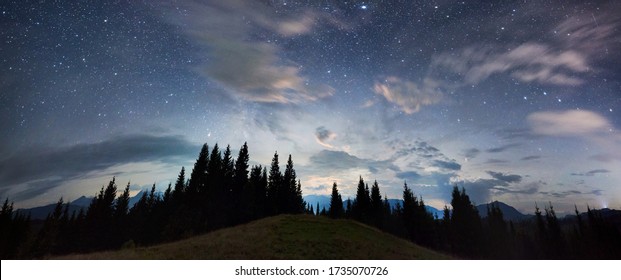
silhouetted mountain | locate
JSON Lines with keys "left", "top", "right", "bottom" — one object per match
{"left": 385, "top": 198, "right": 444, "bottom": 219}
{"left": 564, "top": 208, "right": 621, "bottom": 230}
{"left": 15, "top": 190, "right": 156, "bottom": 220}
{"left": 476, "top": 201, "right": 530, "bottom": 221}
{"left": 71, "top": 196, "right": 93, "bottom": 207}
{"left": 16, "top": 203, "right": 86, "bottom": 220}
{"left": 303, "top": 195, "right": 443, "bottom": 218}
{"left": 128, "top": 189, "right": 150, "bottom": 208}
{"left": 303, "top": 194, "right": 331, "bottom": 213}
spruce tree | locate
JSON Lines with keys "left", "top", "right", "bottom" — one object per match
{"left": 188, "top": 144, "right": 209, "bottom": 194}
{"left": 233, "top": 142, "right": 250, "bottom": 203}
{"left": 267, "top": 152, "right": 281, "bottom": 216}
{"left": 115, "top": 182, "right": 131, "bottom": 219}
{"left": 352, "top": 176, "right": 371, "bottom": 223}
{"left": 172, "top": 167, "right": 186, "bottom": 201}
{"left": 450, "top": 186, "right": 482, "bottom": 257}
{"left": 329, "top": 182, "right": 344, "bottom": 218}
{"left": 370, "top": 180, "right": 383, "bottom": 228}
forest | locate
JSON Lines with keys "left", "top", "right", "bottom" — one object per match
{"left": 1, "top": 142, "right": 620, "bottom": 259}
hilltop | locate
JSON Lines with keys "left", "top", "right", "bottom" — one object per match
{"left": 58, "top": 215, "right": 448, "bottom": 260}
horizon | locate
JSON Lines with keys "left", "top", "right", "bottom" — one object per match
{"left": 1, "top": 1, "right": 620, "bottom": 214}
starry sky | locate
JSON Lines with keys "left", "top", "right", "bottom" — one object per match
{"left": 1, "top": 0, "right": 620, "bottom": 215}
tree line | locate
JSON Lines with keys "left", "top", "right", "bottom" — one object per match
{"left": 0, "top": 142, "right": 305, "bottom": 258}
{"left": 1, "top": 142, "right": 620, "bottom": 259}
{"left": 320, "top": 179, "right": 621, "bottom": 259}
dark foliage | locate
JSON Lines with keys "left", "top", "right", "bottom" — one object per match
{"left": 1, "top": 143, "right": 620, "bottom": 259}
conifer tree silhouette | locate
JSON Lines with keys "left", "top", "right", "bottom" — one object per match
{"left": 267, "top": 152, "right": 281, "bottom": 216}
{"left": 449, "top": 186, "right": 482, "bottom": 257}
{"left": 352, "top": 176, "right": 371, "bottom": 223}
{"left": 329, "top": 182, "right": 343, "bottom": 218}
{"left": 370, "top": 180, "right": 383, "bottom": 228}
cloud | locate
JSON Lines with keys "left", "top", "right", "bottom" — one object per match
{"left": 540, "top": 189, "right": 603, "bottom": 198}
{"left": 486, "top": 143, "right": 521, "bottom": 153}
{"left": 432, "top": 160, "right": 461, "bottom": 171}
{"left": 528, "top": 110, "right": 612, "bottom": 136}
{"left": 529, "top": 110, "right": 621, "bottom": 161}
{"left": 373, "top": 76, "right": 443, "bottom": 114}
{"left": 464, "top": 148, "right": 480, "bottom": 159}
{"left": 8, "top": 178, "right": 65, "bottom": 202}
{"left": 485, "top": 159, "right": 509, "bottom": 164}
{"left": 162, "top": 0, "right": 334, "bottom": 104}
{"left": 0, "top": 134, "right": 199, "bottom": 200}
{"left": 493, "top": 182, "right": 540, "bottom": 195}
{"left": 396, "top": 171, "right": 421, "bottom": 182}
{"left": 450, "top": 178, "right": 502, "bottom": 204}
{"left": 521, "top": 155, "right": 541, "bottom": 161}
{"left": 450, "top": 178, "right": 540, "bottom": 204}
{"left": 432, "top": 43, "right": 590, "bottom": 86}
{"left": 570, "top": 169, "right": 610, "bottom": 177}
{"left": 306, "top": 185, "right": 329, "bottom": 192}
{"left": 486, "top": 171, "right": 522, "bottom": 183}
{"left": 589, "top": 154, "right": 619, "bottom": 163}
{"left": 315, "top": 126, "right": 337, "bottom": 148}
{"left": 308, "top": 150, "right": 397, "bottom": 173}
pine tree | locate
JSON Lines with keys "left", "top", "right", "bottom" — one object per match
{"left": 233, "top": 143, "right": 250, "bottom": 219}
{"left": 329, "top": 182, "right": 344, "bottom": 218}
{"left": 241, "top": 164, "right": 260, "bottom": 222}
{"left": 84, "top": 178, "right": 118, "bottom": 250}
{"left": 295, "top": 180, "right": 305, "bottom": 213}
{"left": 352, "top": 176, "right": 371, "bottom": 223}
{"left": 188, "top": 144, "right": 209, "bottom": 194}
{"left": 222, "top": 145, "right": 235, "bottom": 192}
{"left": 206, "top": 144, "right": 224, "bottom": 229}
{"left": 267, "top": 152, "right": 281, "bottom": 216}
{"left": 450, "top": 186, "right": 482, "bottom": 257}
{"left": 172, "top": 167, "right": 186, "bottom": 202}
{"left": 115, "top": 182, "right": 131, "bottom": 219}
{"left": 370, "top": 180, "right": 383, "bottom": 228}
{"left": 281, "top": 155, "right": 298, "bottom": 213}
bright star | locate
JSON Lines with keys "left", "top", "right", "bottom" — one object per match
{"left": 361, "top": 5, "right": 368, "bottom": 10}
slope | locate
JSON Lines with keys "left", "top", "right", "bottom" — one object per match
{"left": 59, "top": 214, "right": 448, "bottom": 259}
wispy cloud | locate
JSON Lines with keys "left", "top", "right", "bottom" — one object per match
{"left": 528, "top": 110, "right": 621, "bottom": 161}
{"left": 308, "top": 150, "right": 398, "bottom": 173}
{"left": 528, "top": 110, "right": 612, "bottom": 136}
{"left": 396, "top": 171, "right": 421, "bottom": 182}
{"left": 373, "top": 76, "right": 443, "bottom": 114}
{"left": 464, "top": 148, "right": 481, "bottom": 159}
{"left": 485, "top": 159, "right": 509, "bottom": 164}
{"left": 0, "top": 134, "right": 199, "bottom": 200}
{"left": 162, "top": 0, "right": 335, "bottom": 104}
{"left": 315, "top": 126, "right": 337, "bottom": 149}
{"left": 571, "top": 169, "right": 610, "bottom": 177}
{"left": 433, "top": 160, "right": 461, "bottom": 171}
{"left": 540, "top": 189, "right": 603, "bottom": 198}
{"left": 521, "top": 155, "right": 541, "bottom": 161}
{"left": 486, "top": 143, "right": 521, "bottom": 153}
{"left": 433, "top": 43, "right": 589, "bottom": 86}
{"left": 486, "top": 171, "right": 522, "bottom": 183}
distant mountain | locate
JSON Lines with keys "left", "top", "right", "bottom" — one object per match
{"left": 564, "top": 208, "right": 621, "bottom": 230}
{"left": 16, "top": 189, "right": 157, "bottom": 220}
{"left": 303, "top": 195, "right": 443, "bottom": 218}
{"left": 16, "top": 203, "right": 86, "bottom": 220}
{"left": 385, "top": 199, "right": 444, "bottom": 219}
{"left": 303, "top": 194, "right": 332, "bottom": 213}
{"left": 476, "top": 201, "right": 530, "bottom": 221}
{"left": 71, "top": 196, "right": 93, "bottom": 208}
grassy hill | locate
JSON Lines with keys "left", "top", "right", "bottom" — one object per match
{"left": 59, "top": 215, "right": 448, "bottom": 259}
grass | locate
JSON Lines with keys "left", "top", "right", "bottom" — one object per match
{"left": 58, "top": 215, "right": 448, "bottom": 259}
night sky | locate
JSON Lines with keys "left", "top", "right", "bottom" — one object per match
{"left": 1, "top": 0, "right": 620, "bottom": 214}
